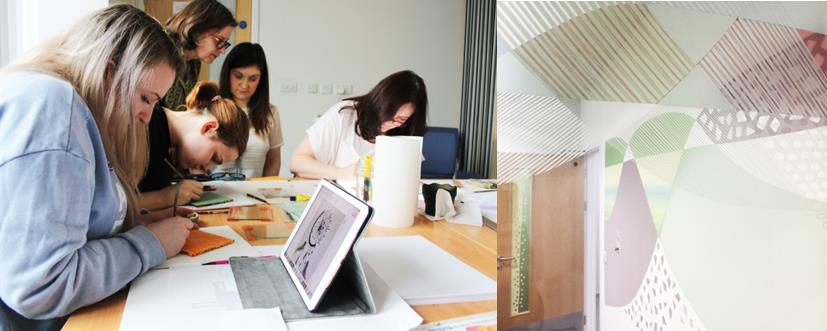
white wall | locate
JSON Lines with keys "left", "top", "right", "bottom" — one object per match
{"left": 18, "top": 0, "right": 108, "bottom": 59}
{"left": 256, "top": 0, "right": 466, "bottom": 175}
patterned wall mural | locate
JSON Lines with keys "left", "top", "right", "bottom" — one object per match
{"left": 498, "top": 1, "right": 827, "bottom": 330}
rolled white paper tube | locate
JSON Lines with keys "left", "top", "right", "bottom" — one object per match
{"left": 371, "top": 136, "right": 422, "bottom": 228}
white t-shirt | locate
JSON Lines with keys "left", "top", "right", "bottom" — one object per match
{"left": 215, "top": 104, "right": 284, "bottom": 178}
{"left": 306, "top": 100, "right": 375, "bottom": 168}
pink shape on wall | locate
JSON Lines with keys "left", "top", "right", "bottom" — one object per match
{"left": 701, "top": 19, "right": 827, "bottom": 118}
{"left": 605, "top": 160, "right": 658, "bottom": 307}
{"left": 799, "top": 28, "right": 827, "bottom": 76}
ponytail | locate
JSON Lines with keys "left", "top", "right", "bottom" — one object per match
{"left": 186, "top": 81, "right": 250, "bottom": 154}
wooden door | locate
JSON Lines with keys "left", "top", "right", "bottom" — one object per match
{"left": 498, "top": 158, "right": 585, "bottom": 329}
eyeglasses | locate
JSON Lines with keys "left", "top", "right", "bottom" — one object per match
{"left": 210, "top": 33, "right": 231, "bottom": 50}
{"left": 210, "top": 172, "right": 245, "bottom": 181}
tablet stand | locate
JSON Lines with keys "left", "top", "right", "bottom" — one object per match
{"left": 230, "top": 250, "right": 376, "bottom": 321}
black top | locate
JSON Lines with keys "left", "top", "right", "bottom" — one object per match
{"left": 139, "top": 104, "right": 175, "bottom": 192}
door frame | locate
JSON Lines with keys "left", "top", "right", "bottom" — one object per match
{"left": 583, "top": 147, "right": 604, "bottom": 331}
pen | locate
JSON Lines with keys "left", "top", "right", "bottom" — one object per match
{"left": 290, "top": 194, "right": 311, "bottom": 202}
{"left": 172, "top": 184, "right": 180, "bottom": 218}
{"left": 246, "top": 193, "right": 268, "bottom": 204}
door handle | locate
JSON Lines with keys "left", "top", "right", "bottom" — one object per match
{"left": 497, "top": 256, "right": 515, "bottom": 270}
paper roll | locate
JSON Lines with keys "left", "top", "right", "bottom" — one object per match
{"left": 371, "top": 136, "right": 422, "bottom": 228}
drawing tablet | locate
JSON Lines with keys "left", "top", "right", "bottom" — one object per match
{"left": 187, "top": 192, "right": 233, "bottom": 207}
{"left": 280, "top": 179, "right": 373, "bottom": 311}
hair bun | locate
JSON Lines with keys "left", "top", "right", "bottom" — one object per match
{"left": 186, "top": 81, "right": 221, "bottom": 109}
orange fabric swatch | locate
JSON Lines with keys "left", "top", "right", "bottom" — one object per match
{"left": 181, "top": 230, "right": 235, "bottom": 257}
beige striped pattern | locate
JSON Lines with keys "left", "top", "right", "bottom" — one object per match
{"left": 506, "top": 3, "right": 693, "bottom": 104}
{"left": 497, "top": 92, "right": 587, "bottom": 184}
{"left": 650, "top": 1, "right": 795, "bottom": 28}
{"left": 497, "top": 1, "right": 622, "bottom": 51}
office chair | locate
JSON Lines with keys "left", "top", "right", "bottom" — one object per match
{"left": 421, "top": 127, "right": 459, "bottom": 179}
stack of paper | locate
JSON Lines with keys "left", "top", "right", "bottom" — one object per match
{"left": 356, "top": 236, "right": 496, "bottom": 305}
{"left": 255, "top": 236, "right": 496, "bottom": 306}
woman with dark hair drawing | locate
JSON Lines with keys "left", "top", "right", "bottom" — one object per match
{"left": 162, "top": 0, "right": 237, "bottom": 111}
{"left": 290, "top": 70, "right": 428, "bottom": 180}
{"left": 214, "top": 42, "right": 284, "bottom": 178}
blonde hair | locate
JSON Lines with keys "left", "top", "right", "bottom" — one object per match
{"left": 1, "top": 5, "right": 184, "bottom": 222}
{"left": 185, "top": 81, "right": 249, "bottom": 154}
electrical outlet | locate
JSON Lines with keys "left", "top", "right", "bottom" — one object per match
{"left": 336, "top": 84, "right": 353, "bottom": 95}
{"left": 306, "top": 83, "right": 318, "bottom": 94}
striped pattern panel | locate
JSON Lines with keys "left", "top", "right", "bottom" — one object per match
{"left": 497, "top": 1, "right": 621, "bottom": 51}
{"left": 497, "top": 92, "right": 586, "bottom": 184}
{"left": 650, "top": 1, "right": 795, "bottom": 28}
{"left": 629, "top": 112, "right": 695, "bottom": 158}
{"left": 700, "top": 19, "right": 827, "bottom": 118}
{"left": 510, "top": 4, "right": 693, "bottom": 103}
{"left": 460, "top": 0, "right": 496, "bottom": 178}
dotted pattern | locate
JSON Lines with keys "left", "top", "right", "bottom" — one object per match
{"left": 511, "top": 176, "right": 532, "bottom": 314}
{"left": 697, "top": 108, "right": 827, "bottom": 144}
{"left": 624, "top": 242, "right": 706, "bottom": 331}
{"left": 763, "top": 127, "right": 827, "bottom": 201}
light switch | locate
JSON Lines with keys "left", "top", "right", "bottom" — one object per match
{"left": 321, "top": 83, "right": 333, "bottom": 94}
{"left": 307, "top": 83, "right": 318, "bottom": 94}
{"left": 280, "top": 82, "right": 297, "bottom": 93}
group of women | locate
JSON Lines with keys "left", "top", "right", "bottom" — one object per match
{"left": 0, "top": 1, "right": 428, "bottom": 329}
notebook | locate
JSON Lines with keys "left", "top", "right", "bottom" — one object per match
{"left": 181, "top": 230, "right": 235, "bottom": 257}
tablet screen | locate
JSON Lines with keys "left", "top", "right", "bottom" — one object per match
{"left": 282, "top": 181, "right": 365, "bottom": 302}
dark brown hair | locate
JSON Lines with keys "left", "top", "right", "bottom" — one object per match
{"left": 219, "top": 42, "right": 271, "bottom": 137}
{"left": 345, "top": 70, "right": 428, "bottom": 142}
{"left": 165, "top": 0, "right": 237, "bottom": 51}
{"left": 186, "top": 81, "right": 250, "bottom": 154}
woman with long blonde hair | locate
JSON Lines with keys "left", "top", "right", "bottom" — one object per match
{"left": 0, "top": 5, "right": 188, "bottom": 329}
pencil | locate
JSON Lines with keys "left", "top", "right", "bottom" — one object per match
{"left": 246, "top": 193, "right": 268, "bottom": 204}
{"left": 163, "top": 158, "right": 185, "bottom": 181}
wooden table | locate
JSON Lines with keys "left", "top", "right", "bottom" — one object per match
{"left": 63, "top": 208, "right": 496, "bottom": 330}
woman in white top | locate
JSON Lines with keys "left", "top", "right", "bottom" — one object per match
{"left": 290, "top": 70, "right": 428, "bottom": 180}
{"left": 216, "top": 42, "right": 284, "bottom": 178}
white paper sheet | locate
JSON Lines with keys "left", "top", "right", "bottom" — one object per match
{"left": 155, "top": 226, "right": 258, "bottom": 269}
{"left": 120, "top": 265, "right": 244, "bottom": 331}
{"left": 478, "top": 191, "right": 497, "bottom": 224}
{"left": 191, "top": 180, "right": 320, "bottom": 211}
{"left": 356, "top": 236, "right": 496, "bottom": 305}
{"left": 216, "top": 307, "right": 288, "bottom": 330}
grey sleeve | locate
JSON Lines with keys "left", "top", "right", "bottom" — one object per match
{"left": 0, "top": 151, "right": 166, "bottom": 319}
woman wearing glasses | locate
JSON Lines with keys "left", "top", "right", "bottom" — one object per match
{"left": 162, "top": 0, "right": 236, "bottom": 111}
{"left": 138, "top": 81, "right": 250, "bottom": 210}
{"left": 290, "top": 70, "right": 428, "bottom": 180}
{"left": 213, "top": 42, "right": 284, "bottom": 178}
{"left": 0, "top": 6, "right": 191, "bottom": 329}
